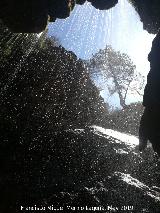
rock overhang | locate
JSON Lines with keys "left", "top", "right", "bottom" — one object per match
{"left": 0, "top": 0, "right": 160, "bottom": 34}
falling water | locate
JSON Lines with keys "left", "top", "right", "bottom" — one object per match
{"left": 48, "top": 0, "right": 154, "bottom": 107}
{"left": 48, "top": 0, "right": 154, "bottom": 64}
{"left": 1, "top": 1, "right": 160, "bottom": 212}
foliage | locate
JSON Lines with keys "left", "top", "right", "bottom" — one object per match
{"left": 106, "top": 102, "right": 144, "bottom": 136}
{"left": 88, "top": 46, "right": 136, "bottom": 108}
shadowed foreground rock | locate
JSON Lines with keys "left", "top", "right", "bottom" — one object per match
{"left": 1, "top": 127, "right": 160, "bottom": 212}
{"left": 139, "top": 31, "right": 160, "bottom": 156}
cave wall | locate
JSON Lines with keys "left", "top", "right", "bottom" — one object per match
{"left": 0, "top": 0, "right": 160, "bottom": 34}
{"left": 0, "top": 0, "right": 118, "bottom": 33}
{"left": 129, "top": 0, "right": 160, "bottom": 34}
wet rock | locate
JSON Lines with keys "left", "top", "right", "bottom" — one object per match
{"left": 0, "top": 0, "right": 118, "bottom": 33}
{"left": 140, "top": 32, "right": 160, "bottom": 156}
{"left": 152, "top": 186, "right": 160, "bottom": 193}
{"left": 0, "top": 0, "right": 49, "bottom": 33}
{"left": 76, "top": 0, "right": 86, "bottom": 5}
{"left": 88, "top": 0, "right": 118, "bottom": 10}
{"left": 98, "top": 172, "right": 160, "bottom": 212}
{"left": 1, "top": 125, "right": 160, "bottom": 212}
{"left": 1, "top": 0, "right": 160, "bottom": 33}
{"left": 129, "top": 0, "right": 160, "bottom": 34}
{"left": 0, "top": 0, "right": 75, "bottom": 33}
{"left": 48, "top": 0, "right": 75, "bottom": 20}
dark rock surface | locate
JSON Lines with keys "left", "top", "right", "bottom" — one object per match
{"left": 87, "top": 0, "right": 118, "bottom": 10}
{"left": 129, "top": 0, "right": 160, "bottom": 34}
{"left": 1, "top": 22, "right": 160, "bottom": 213}
{"left": 0, "top": 0, "right": 118, "bottom": 33}
{"left": 139, "top": 31, "right": 160, "bottom": 157}
{"left": 1, "top": 127, "right": 160, "bottom": 212}
{"left": 1, "top": 0, "right": 160, "bottom": 33}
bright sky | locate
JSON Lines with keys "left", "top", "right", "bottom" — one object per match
{"left": 48, "top": 0, "right": 155, "bottom": 108}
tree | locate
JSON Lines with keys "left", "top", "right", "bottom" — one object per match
{"left": 106, "top": 102, "right": 144, "bottom": 135}
{"left": 88, "top": 46, "right": 136, "bottom": 108}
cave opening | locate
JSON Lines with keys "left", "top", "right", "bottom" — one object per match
{"left": 1, "top": 0, "right": 160, "bottom": 212}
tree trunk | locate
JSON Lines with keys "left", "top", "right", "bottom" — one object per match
{"left": 110, "top": 65, "right": 127, "bottom": 109}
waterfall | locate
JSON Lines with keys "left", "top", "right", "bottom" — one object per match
{"left": 48, "top": 0, "right": 154, "bottom": 106}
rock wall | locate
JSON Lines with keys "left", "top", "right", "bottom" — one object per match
{"left": 0, "top": 0, "right": 118, "bottom": 33}
{"left": 129, "top": 0, "right": 160, "bottom": 34}
{"left": 1, "top": 0, "right": 160, "bottom": 33}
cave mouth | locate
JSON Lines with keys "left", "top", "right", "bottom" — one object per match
{"left": 0, "top": 0, "right": 156, "bottom": 141}
{"left": 1, "top": 1, "right": 160, "bottom": 212}
{"left": 47, "top": 0, "right": 154, "bottom": 110}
